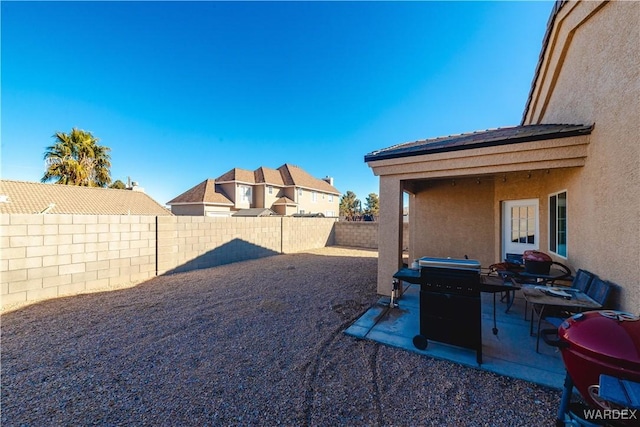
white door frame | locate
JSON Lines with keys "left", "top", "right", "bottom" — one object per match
{"left": 502, "top": 199, "right": 539, "bottom": 260}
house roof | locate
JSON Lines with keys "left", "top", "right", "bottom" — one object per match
{"left": 232, "top": 208, "right": 276, "bottom": 217}
{"left": 166, "top": 179, "right": 233, "bottom": 206}
{"left": 254, "top": 166, "right": 285, "bottom": 186}
{"left": 215, "top": 168, "right": 256, "bottom": 184}
{"left": 364, "top": 124, "right": 593, "bottom": 162}
{"left": 277, "top": 164, "right": 340, "bottom": 194}
{"left": 0, "top": 180, "right": 172, "bottom": 215}
{"left": 170, "top": 164, "right": 341, "bottom": 206}
{"left": 272, "top": 196, "right": 297, "bottom": 206}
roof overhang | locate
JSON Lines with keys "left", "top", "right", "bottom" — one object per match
{"left": 367, "top": 131, "right": 591, "bottom": 180}
{"left": 365, "top": 124, "right": 592, "bottom": 163}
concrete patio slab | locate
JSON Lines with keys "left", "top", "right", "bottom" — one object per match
{"left": 344, "top": 283, "right": 566, "bottom": 390}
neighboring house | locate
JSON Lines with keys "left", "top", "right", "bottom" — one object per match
{"left": 366, "top": 0, "right": 639, "bottom": 312}
{"left": 232, "top": 208, "right": 276, "bottom": 217}
{"left": 168, "top": 164, "right": 341, "bottom": 217}
{"left": 0, "top": 180, "right": 172, "bottom": 216}
{"left": 164, "top": 179, "right": 235, "bottom": 217}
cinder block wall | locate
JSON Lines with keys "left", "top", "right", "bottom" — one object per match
{"left": 334, "top": 222, "right": 378, "bottom": 248}
{"left": 334, "top": 222, "right": 408, "bottom": 250}
{"left": 156, "top": 216, "right": 285, "bottom": 274}
{"left": 157, "top": 216, "right": 338, "bottom": 274}
{"left": 1, "top": 215, "right": 340, "bottom": 309}
{"left": 1, "top": 214, "right": 156, "bottom": 307}
{"left": 281, "top": 217, "right": 337, "bottom": 253}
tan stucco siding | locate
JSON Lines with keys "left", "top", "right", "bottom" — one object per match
{"left": 525, "top": 0, "right": 640, "bottom": 312}
{"left": 219, "top": 183, "right": 236, "bottom": 205}
{"left": 283, "top": 187, "right": 296, "bottom": 202}
{"left": 296, "top": 188, "right": 339, "bottom": 216}
{"left": 255, "top": 185, "right": 265, "bottom": 208}
{"left": 493, "top": 169, "right": 579, "bottom": 262}
{"left": 410, "top": 168, "right": 582, "bottom": 266}
{"left": 377, "top": 176, "right": 404, "bottom": 295}
{"left": 284, "top": 205, "right": 298, "bottom": 216}
{"left": 411, "top": 178, "right": 495, "bottom": 267}
{"left": 272, "top": 204, "right": 288, "bottom": 216}
{"left": 263, "top": 185, "right": 284, "bottom": 209}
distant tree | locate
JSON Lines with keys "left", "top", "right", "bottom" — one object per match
{"left": 339, "top": 191, "right": 361, "bottom": 220}
{"left": 364, "top": 193, "right": 379, "bottom": 216}
{"left": 110, "top": 179, "right": 126, "bottom": 189}
{"left": 42, "top": 128, "right": 112, "bottom": 187}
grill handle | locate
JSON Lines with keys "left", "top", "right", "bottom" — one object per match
{"left": 541, "top": 328, "right": 568, "bottom": 349}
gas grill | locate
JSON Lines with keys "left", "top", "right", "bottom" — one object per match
{"left": 396, "top": 257, "right": 483, "bottom": 364}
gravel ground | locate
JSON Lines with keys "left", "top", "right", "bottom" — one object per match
{"left": 1, "top": 246, "right": 561, "bottom": 426}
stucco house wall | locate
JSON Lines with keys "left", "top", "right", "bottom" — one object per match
{"left": 295, "top": 187, "right": 338, "bottom": 216}
{"left": 254, "top": 185, "right": 265, "bottom": 209}
{"left": 523, "top": 0, "right": 640, "bottom": 311}
{"left": 262, "top": 185, "right": 283, "bottom": 209}
{"left": 278, "top": 203, "right": 298, "bottom": 216}
{"left": 283, "top": 187, "right": 296, "bottom": 203}
{"left": 409, "top": 160, "right": 583, "bottom": 271}
{"left": 218, "top": 183, "right": 236, "bottom": 205}
{"left": 410, "top": 178, "right": 495, "bottom": 267}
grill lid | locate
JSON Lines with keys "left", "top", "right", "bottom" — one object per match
{"left": 523, "top": 250, "right": 553, "bottom": 262}
{"left": 559, "top": 310, "right": 640, "bottom": 369}
{"left": 418, "top": 257, "right": 481, "bottom": 272}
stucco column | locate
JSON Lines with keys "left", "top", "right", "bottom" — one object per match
{"left": 377, "top": 176, "right": 404, "bottom": 295}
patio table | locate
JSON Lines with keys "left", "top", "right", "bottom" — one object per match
{"left": 521, "top": 285, "right": 602, "bottom": 351}
{"left": 507, "top": 267, "right": 573, "bottom": 322}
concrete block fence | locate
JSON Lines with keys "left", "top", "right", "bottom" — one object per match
{"left": 1, "top": 215, "right": 402, "bottom": 309}
{"left": 1, "top": 214, "right": 158, "bottom": 308}
{"left": 1, "top": 214, "right": 340, "bottom": 309}
{"left": 334, "top": 221, "right": 409, "bottom": 250}
{"left": 155, "top": 216, "right": 337, "bottom": 275}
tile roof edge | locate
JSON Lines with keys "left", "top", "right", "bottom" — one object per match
{"left": 364, "top": 123, "right": 593, "bottom": 162}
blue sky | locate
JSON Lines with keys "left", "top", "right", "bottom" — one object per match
{"left": 1, "top": 1, "right": 553, "bottom": 207}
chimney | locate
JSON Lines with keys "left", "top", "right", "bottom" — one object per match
{"left": 322, "top": 176, "right": 334, "bottom": 186}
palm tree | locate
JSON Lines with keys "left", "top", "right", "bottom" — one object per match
{"left": 42, "top": 128, "right": 112, "bottom": 187}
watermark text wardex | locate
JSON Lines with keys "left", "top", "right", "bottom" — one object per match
{"left": 581, "top": 408, "right": 637, "bottom": 421}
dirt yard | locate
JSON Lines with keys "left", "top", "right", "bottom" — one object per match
{"left": 1, "top": 247, "right": 560, "bottom": 426}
